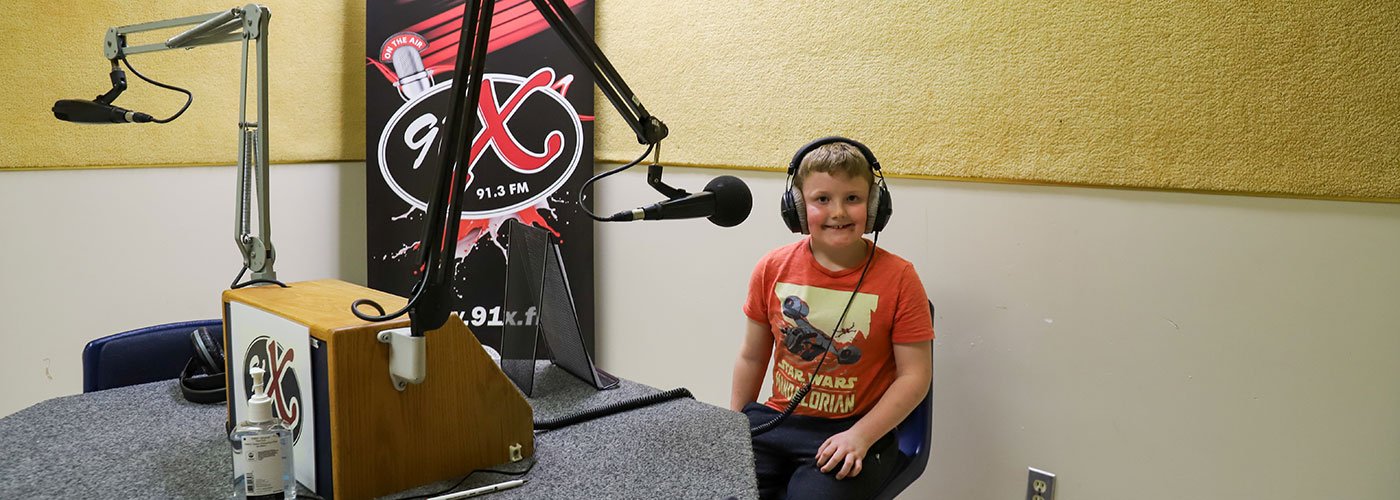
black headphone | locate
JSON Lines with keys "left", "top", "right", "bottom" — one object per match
{"left": 780, "top": 136, "right": 892, "bottom": 234}
{"left": 180, "top": 326, "right": 228, "bottom": 404}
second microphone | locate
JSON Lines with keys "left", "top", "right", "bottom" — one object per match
{"left": 606, "top": 175, "right": 753, "bottom": 227}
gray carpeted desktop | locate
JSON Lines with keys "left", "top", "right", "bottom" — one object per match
{"left": 0, "top": 363, "right": 757, "bottom": 499}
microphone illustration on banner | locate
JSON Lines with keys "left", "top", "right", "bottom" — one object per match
{"left": 605, "top": 175, "right": 753, "bottom": 227}
{"left": 380, "top": 32, "right": 434, "bottom": 102}
{"left": 53, "top": 99, "right": 155, "bottom": 123}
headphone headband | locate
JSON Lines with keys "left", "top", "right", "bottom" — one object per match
{"left": 787, "top": 136, "right": 882, "bottom": 176}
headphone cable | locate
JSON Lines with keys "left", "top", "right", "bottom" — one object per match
{"left": 751, "top": 231, "right": 880, "bottom": 436}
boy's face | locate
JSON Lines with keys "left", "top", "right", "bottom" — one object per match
{"left": 801, "top": 171, "right": 869, "bottom": 250}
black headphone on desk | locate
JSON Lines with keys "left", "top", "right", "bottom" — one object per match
{"left": 180, "top": 326, "right": 227, "bottom": 404}
{"left": 780, "top": 136, "right": 893, "bottom": 234}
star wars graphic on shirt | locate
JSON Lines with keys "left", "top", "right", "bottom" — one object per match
{"left": 770, "top": 282, "right": 878, "bottom": 417}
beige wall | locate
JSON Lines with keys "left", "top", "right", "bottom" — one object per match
{"left": 0, "top": 162, "right": 367, "bottom": 417}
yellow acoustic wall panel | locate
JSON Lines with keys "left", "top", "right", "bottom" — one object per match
{"left": 593, "top": 1, "right": 1399, "bottom": 201}
{"left": 7, "top": 2, "right": 1396, "bottom": 201}
{"left": 2, "top": 1, "right": 365, "bottom": 170}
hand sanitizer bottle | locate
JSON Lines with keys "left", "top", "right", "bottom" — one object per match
{"left": 230, "top": 367, "right": 296, "bottom": 499}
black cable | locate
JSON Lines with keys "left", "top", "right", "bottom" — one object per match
{"left": 118, "top": 57, "right": 193, "bottom": 124}
{"left": 228, "top": 264, "right": 289, "bottom": 289}
{"left": 576, "top": 144, "right": 654, "bottom": 221}
{"left": 350, "top": 276, "right": 426, "bottom": 322}
{"left": 350, "top": 298, "right": 386, "bottom": 317}
{"left": 533, "top": 387, "right": 693, "bottom": 431}
{"left": 395, "top": 457, "right": 537, "bottom": 500}
{"left": 229, "top": 265, "right": 246, "bottom": 288}
{"left": 750, "top": 232, "right": 881, "bottom": 437}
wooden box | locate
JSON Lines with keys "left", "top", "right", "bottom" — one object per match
{"left": 221, "top": 279, "right": 533, "bottom": 499}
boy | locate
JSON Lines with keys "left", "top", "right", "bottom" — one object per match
{"left": 731, "top": 138, "right": 934, "bottom": 500}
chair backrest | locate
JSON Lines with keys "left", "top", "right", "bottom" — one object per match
{"left": 873, "top": 301, "right": 935, "bottom": 500}
{"left": 82, "top": 319, "right": 222, "bottom": 392}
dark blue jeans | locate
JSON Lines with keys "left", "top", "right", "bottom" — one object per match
{"left": 743, "top": 402, "right": 902, "bottom": 500}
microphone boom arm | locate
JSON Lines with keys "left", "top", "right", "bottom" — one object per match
{"left": 531, "top": 0, "right": 688, "bottom": 201}
{"left": 99, "top": 6, "right": 277, "bottom": 283}
{"left": 529, "top": 0, "right": 668, "bottom": 146}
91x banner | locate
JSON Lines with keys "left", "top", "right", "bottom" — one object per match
{"left": 365, "top": 0, "right": 595, "bottom": 353}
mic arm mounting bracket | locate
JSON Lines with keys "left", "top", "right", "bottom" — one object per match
{"left": 101, "top": 5, "right": 277, "bottom": 283}
{"left": 646, "top": 164, "right": 689, "bottom": 200}
{"left": 93, "top": 62, "right": 128, "bottom": 105}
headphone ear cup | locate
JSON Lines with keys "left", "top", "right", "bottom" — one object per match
{"left": 865, "top": 181, "right": 881, "bottom": 233}
{"left": 182, "top": 326, "right": 228, "bottom": 404}
{"left": 868, "top": 181, "right": 892, "bottom": 233}
{"left": 190, "top": 327, "right": 225, "bottom": 374}
{"left": 780, "top": 187, "right": 808, "bottom": 234}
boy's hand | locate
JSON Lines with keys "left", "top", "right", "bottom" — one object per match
{"left": 815, "top": 429, "right": 875, "bottom": 480}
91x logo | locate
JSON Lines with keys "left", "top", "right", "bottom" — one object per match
{"left": 243, "top": 336, "right": 303, "bottom": 444}
{"left": 376, "top": 67, "right": 583, "bottom": 217}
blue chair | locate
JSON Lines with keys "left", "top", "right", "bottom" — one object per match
{"left": 873, "top": 301, "right": 935, "bottom": 500}
{"left": 82, "top": 319, "right": 222, "bottom": 392}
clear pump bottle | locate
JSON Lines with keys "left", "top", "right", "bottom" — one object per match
{"left": 230, "top": 367, "right": 296, "bottom": 499}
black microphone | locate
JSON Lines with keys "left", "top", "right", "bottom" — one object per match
{"left": 607, "top": 175, "right": 753, "bottom": 227}
{"left": 52, "top": 99, "right": 154, "bottom": 124}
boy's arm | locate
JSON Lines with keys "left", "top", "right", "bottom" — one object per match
{"left": 816, "top": 340, "right": 932, "bottom": 479}
{"left": 730, "top": 318, "right": 774, "bottom": 412}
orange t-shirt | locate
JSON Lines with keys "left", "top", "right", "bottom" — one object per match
{"left": 743, "top": 238, "right": 934, "bottom": 419}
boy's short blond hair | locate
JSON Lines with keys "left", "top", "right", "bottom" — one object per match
{"left": 793, "top": 142, "right": 875, "bottom": 192}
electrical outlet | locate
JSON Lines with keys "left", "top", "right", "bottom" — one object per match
{"left": 1026, "top": 467, "right": 1056, "bottom": 500}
